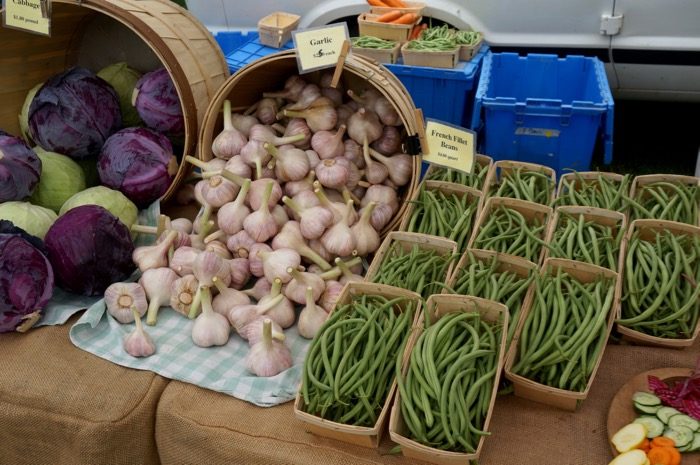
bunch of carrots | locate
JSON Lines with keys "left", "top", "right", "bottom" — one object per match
{"left": 366, "top": 0, "right": 420, "bottom": 25}
{"left": 637, "top": 437, "right": 682, "bottom": 465}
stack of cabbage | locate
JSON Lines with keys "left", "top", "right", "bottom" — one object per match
{"left": 0, "top": 64, "right": 183, "bottom": 332}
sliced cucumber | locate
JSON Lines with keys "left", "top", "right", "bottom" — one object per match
{"left": 690, "top": 432, "right": 700, "bottom": 452}
{"left": 634, "top": 402, "right": 661, "bottom": 415}
{"left": 663, "top": 425, "right": 694, "bottom": 448}
{"left": 633, "top": 416, "right": 664, "bottom": 438}
{"left": 657, "top": 406, "right": 682, "bottom": 424}
{"left": 668, "top": 414, "right": 700, "bottom": 431}
{"left": 632, "top": 391, "right": 661, "bottom": 406}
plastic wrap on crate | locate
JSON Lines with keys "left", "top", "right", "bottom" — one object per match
{"left": 470, "top": 52, "right": 614, "bottom": 174}
{"left": 385, "top": 44, "right": 489, "bottom": 128}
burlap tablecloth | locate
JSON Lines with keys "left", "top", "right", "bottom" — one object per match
{"left": 155, "top": 341, "right": 699, "bottom": 465}
{"left": 0, "top": 316, "right": 168, "bottom": 465}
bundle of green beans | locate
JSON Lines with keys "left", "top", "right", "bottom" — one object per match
{"left": 450, "top": 252, "right": 535, "bottom": 347}
{"left": 619, "top": 230, "right": 700, "bottom": 339}
{"left": 454, "top": 30, "right": 482, "bottom": 46}
{"left": 350, "top": 36, "right": 397, "bottom": 50}
{"left": 473, "top": 205, "right": 548, "bottom": 262}
{"left": 396, "top": 311, "right": 502, "bottom": 452}
{"left": 425, "top": 162, "right": 489, "bottom": 190}
{"left": 549, "top": 213, "right": 623, "bottom": 271}
{"left": 420, "top": 24, "right": 454, "bottom": 41}
{"left": 301, "top": 294, "right": 415, "bottom": 426}
{"left": 372, "top": 243, "right": 457, "bottom": 299}
{"left": 556, "top": 172, "right": 631, "bottom": 210}
{"left": 627, "top": 181, "right": 699, "bottom": 225}
{"left": 405, "top": 37, "right": 457, "bottom": 51}
{"left": 511, "top": 269, "right": 615, "bottom": 392}
{"left": 405, "top": 186, "right": 479, "bottom": 251}
{"left": 493, "top": 168, "right": 554, "bottom": 205}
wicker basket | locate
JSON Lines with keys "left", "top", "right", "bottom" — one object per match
{"left": 0, "top": 0, "right": 229, "bottom": 202}
{"left": 197, "top": 51, "right": 423, "bottom": 235}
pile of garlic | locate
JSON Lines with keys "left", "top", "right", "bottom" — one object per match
{"left": 104, "top": 72, "right": 411, "bottom": 378}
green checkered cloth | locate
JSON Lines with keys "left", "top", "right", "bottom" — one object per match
{"left": 69, "top": 300, "right": 311, "bottom": 406}
{"left": 36, "top": 203, "right": 159, "bottom": 327}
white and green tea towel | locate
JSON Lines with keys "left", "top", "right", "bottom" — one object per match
{"left": 69, "top": 299, "right": 311, "bottom": 407}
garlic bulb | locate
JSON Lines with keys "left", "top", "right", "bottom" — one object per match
{"left": 254, "top": 97, "right": 279, "bottom": 125}
{"left": 198, "top": 175, "right": 239, "bottom": 208}
{"left": 362, "top": 184, "right": 399, "bottom": 212}
{"left": 271, "top": 205, "right": 289, "bottom": 229}
{"left": 343, "top": 138, "right": 364, "bottom": 168}
{"left": 193, "top": 251, "right": 231, "bottom": 288}
{"left": 243, "top": 180, "right": 278, "bottom": 242}
{"left": 282, "top": 97, "right": 338, "bottom": 132}
{"left": 320, "top": 280, "right": 344, "bottom": 312}
{"left": 230, "top": 113, "right": 259, "bottom": 137}
{"left": 263, "top": 76, "right": 306, "bottom": 102}
{"left": 308, "top": 238, "right": 333, "bottom": 264}
{"left": 205, "top": 240, "right": 232, "bottom": 259}
{"left": 315, "top": 157, "right": 350, "bottom": 190}
{"left": 282, "top": 196, "right": 333, "bottom": 240}
{"left": 170, "top": 275, "right": 199, "bottom": 316}
{"left": 249, "top": 123, "right": 308, "bottom": 147}
{"left": 298, "top": 287, "right": 329, "bottom": 339}
{"left": 247, "top": 178, "right": 283, "bottom": 210}
{"left": 336, "top": 103, "right": 355, "bottom": 128}
{"left": 257, "top": 278, "right": 295, "bottom": 328}
{"left": 335, "top": 257, "right": 363, "bottom": 284}
{"left": 171, "top": 218, "right": 193, "bottom": 234}
{"left": 293, "top": 189, "right": 320, "bottom": 210}
{"left": 242, "top": 277, "right": 272, "bottom": 301}
{"left": 211, "top": 275, "right": 250, "bottom": 316}
{"left": 227, "top": 293, "right": 283, "bottom": 331}
{"left": 133, "top": 230, "right": 179, "bottom": 272}
{"left": 369, "top": 148, "right": 412, "bottom": 187}
{"left": 321, "top": 86, "right": 343, "bottom": 107}
{"left": 270, "top": 221, "right": 332, "bottom": 270}
{"left": 284, "top": 170, "right": 315, "bottom": 197}
{"left": 248, "top": 243, "right": 272, "bottom": 278}
{"left": 285, "top": 267, "right": 325, "bottom": 304}
{"left": 170, "top": 246, "right": 201, "bottom": 276}
{"left": 362, "top": 139, "right": 389, "bottom": 184}
{"left": 283, "top": 118, "right": 312, "bottom": 149}
{"left": 366, "top": 202, "right": 394, "bottom": 232}
{"left": 123, "top": 307, "right": 156, "bottom": 358}
{"left": 321, "top": 199, "right": 357, "bottom": 257}
{"left": 311, "top": 125, "right": 346, "bottom": 160}
{"left": 104, "top": 282, "right": 147, "bottom": 324}
{"left": 347, "top": 107, "right": 382, "bottom": 145}
{"left": 371, "top": 125, "right": 402, "bottom": 155}
{"left": 140, "top": 267, "right": 179, "bottom": 326}
{"left": 226, "top": 230, "right": 256, "bottom": 259}
{"left": 229, "top": 257, "right": 251, "bottom": 289}
{"left": 285, "top": 84, "right": 321, "bottom": 110}
{"left": 350, "top": 201, "right": 380, "bottom": 256}
{"left": 239, "top": 316, "right": 285, "bottom": 346}
{"left": 224, "top": 155, "right": 253, "bottom": 180}
{"left": 245, "top": 318, "right": 292, "bottom": 377}
{"left": 217, "top": 178, "right": 251, "bottom": 235}
{"left": 264, "top": 143, "right": 310, "bottom": 182}
{"left": 239, "top": 139, "right": 270, "bottom": 179}
{"left": 258, "top": 248, "right": 301, "bottom": 284}
{"left": 212, "top": 100, "right": 248, "bottom": 159}
{"left": 192, "top": 286, "right": 230, "bottom": 348}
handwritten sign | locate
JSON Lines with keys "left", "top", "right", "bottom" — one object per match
{"left": 423, "top": 120, "right": 476, "bottom": 174}
{"left": 292, "top": 23, "right": 349, "bottom": 74}
{"left": 2, "top": 0, "right": 51, "bottom": 36}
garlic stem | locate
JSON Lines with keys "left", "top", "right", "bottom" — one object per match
{"left": 211, "top": 276, "right": 227, "bottom": 294}
{"left": 204, "top": 230, "right": 226, "bottom": 244}
{"left": 319, "top": 257, "right": 362, "bottom": 280}
{"left": 206, "top": 168, "right": 247, "bottom": 187}
{"left": 197, "top": 204, "right": 214, "bottom": 242}
{"left": 346, "top": 89, "right": 365, "bottom": 106}
{"left": 342, "top": 187, "right": 361, "bottom": 205}
{"left": 131, "top": 224, "right": 158, "bottom": 235}
{"left": 262, "top": 318, "right": 273, "bottom": 349}
{"left": 256, "top": 293, "right": 284, "bottom": 316}
{"left": 269, "top": 277, "right": 283, "bottom": 297}
{"left": 281, "top": 195, "right": 303, "bottom": 217}
{"left": 222, "top": 100, "right": 233, "bottom": 130}
{"left": 188, "top": 286, "right": 202, "bottom": 319}
{"left": 185, "top": 155, "right": 222, "bottom": 172}
{"left": 271, "top": 123, "right": 285, "bottom": 134}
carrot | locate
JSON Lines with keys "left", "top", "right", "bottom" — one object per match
{"left": 638, "top": 438, "right": 651, "bottom": 453}
{"left": 382, "top": 0, "right": 406, "bottom": 8}
{"left": 651, "top": 437, "right": 676, "bottom": 448}
{"left": 664, "top": 447, "right": 681, "bottom": 465}
{"left": 377, "top": 10, "right": 402, "bottom": 22}
{"left": 390, "top": 13, "right": 417, "bottom": 24}
{"left": 367, "top": 0, "right": 389, "bottom": 6}
{"left": 647, "top": 447, "right": 673, "bottom": 465}
{"left": 409, "top": 24, "right": 422, "bottom": 40}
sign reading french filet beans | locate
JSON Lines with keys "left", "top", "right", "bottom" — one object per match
{"left": 423, "top": 119, "right": 476, "bottom": 174}
{"left": 2, "top": 0, "right": 51, "bottom": 36}
{"left": 292, "top": 23, "right": 349, "bottom": 74}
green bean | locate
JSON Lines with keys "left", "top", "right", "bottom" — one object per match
{"left": 555, "top": 172, "right": 631, "bottom": 210}
{"left": 473, "top": 205, "right": 548, "bottom": 262}
{"left": 406, "top": 37, "right": 457, "bottom": 51}
{"left": 628, "top": 181, "right": 699, "bottom": 225}
{"left": 549, "top": 213, "right": 622, "bottom": 271}
{"left": 493, "top": 167, "right": 554, "bottom": 205}
{"left": 350, "top": 36, "right": 397, "bottom": 49}
{"left": 454, "top": 30, "right": 482, "bottom": 45}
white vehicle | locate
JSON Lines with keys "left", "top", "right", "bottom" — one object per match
{"left": 188, "top": 0, "right": 700, "bottom": 102}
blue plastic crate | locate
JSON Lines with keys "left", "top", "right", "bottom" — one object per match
{"left": 225, "top": 34, "right": 294, "bottom": 73}
{"left": 213, "top": 31, "right": 258, "bottom": 56}
{"left": 471, "top": 52, "right": 614, "bottom": 174}
{"left": 385, "top": 45, "right": 489, "bottom": 128}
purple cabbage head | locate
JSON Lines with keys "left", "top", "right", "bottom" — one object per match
{"left": 133, "top": 68, "right": 184, "bottom": 137}
{"left": 45, "top": 205, "right": 134, "bottom": 296}
{"left": 0, "top": 226, "right": 54, "bottom": 333}
{"left": 0, "top": 130, "right": 42, "bottom": 202}
{"left": 97, "top": 127, "right": 177, "bottom": 207}
{"left": 28, "top": 67, "right": 122, "bottom": 159}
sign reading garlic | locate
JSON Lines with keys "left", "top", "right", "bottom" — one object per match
{"left": 292, "top": 23, "right": 349, "bottom": 74}
{"left": 423, "top": 120, "right": 476, "bottom": 174}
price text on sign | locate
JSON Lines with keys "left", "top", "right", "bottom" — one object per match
{"left": 2, "top": 0, "right": 51, "bottom": 36}
{"left": 423, "top": 120, "right": 475, "bottom": 174}
{"left": 292, "top": 23, "right": 350, "bottom": 74}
